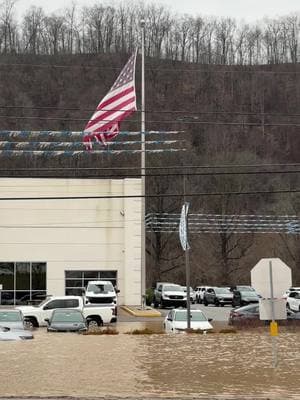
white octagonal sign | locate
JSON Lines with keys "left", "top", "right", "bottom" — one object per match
{"left": 251, "top": 258, "right": 292, "bottom": 299}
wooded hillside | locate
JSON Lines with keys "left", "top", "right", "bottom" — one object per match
{"left": 0, "top": 0, "right": 299, "bottom": 287}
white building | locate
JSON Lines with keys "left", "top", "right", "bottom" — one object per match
{"left": 0, "top": 177, "right": 142, "bottom": 306}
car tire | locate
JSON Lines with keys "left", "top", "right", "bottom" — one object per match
{"left": 204, "top": 299, "right": 208, "bottom": 306}
{"left": 88, "top": 318, "right": 102, "bottom": 329}
{"left": 24, "top": 318, "right": 37, "bottom": 330}
{"left": 220, "top": 304, "right": 224, "bottom": 307}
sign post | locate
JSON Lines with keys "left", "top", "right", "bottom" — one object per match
{"left": 179, "top": 202, "right": 190, "bottom": 328}
{"left": 251, "top": 258, "right": 292, "bottom": 368}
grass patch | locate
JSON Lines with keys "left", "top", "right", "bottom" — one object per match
{"left": 125, "top": 328, "right": 165, "bottom": 335}
{"left": 218, "top": 328, "right": 238, "bottom": 334}
{"left": 82, "top": 327, "right": 119, "bottom": 335}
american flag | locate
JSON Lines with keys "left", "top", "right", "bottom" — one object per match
{"left": 83, "top": 51, "right": 137, "bottom": 150}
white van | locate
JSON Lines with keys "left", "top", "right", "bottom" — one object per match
{"left": 85, "top": 281, "right": 118, "bottom": 304}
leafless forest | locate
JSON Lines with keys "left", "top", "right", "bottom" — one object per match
{"left": 0, "top": 0, "right": 299, "bottom": 64}
{"left": 1, "top": 0, "right": 300, "bottom": 287}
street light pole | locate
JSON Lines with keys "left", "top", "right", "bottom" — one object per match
{"left": 140, "top": 18, "right": 146, "bottom": 307}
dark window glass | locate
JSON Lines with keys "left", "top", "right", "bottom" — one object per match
{"left": 65, "top": 271, "right": 82, "bottom": 279}
{"left": 63, "top": 299, "right": 79, "bottom": 308}
{"left": 16, "top": 263, "right": 30, "bottom": 290}
{"left": 65, "top": 279, "right": 83, "bottom": 288}
{"left": 31, "top": 263, "right": 46, "bottom": 290}
{"left": 100, "top": 271, "right": 117, "bottom": 279}
{"left": 15, "top": 291, "right": 31, "bottom": 305}
{"left": 0, "top": 291, "right": 14, "bottom": 305}
{"left": 66, "top": 288, "right": 83, "bottom": 296}
{"left": 83, "top": 271, "right": 99, "bottom": 279}
{"left": 0, "top": 262, "right": 14, "bottom": 290}
{"left": 44, "top": 299, "right": 65, "bottom": 310}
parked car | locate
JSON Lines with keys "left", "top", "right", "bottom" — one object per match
{"left": 153, "top": 283, "right": 187, "bottom": 308}
{"left": 203, "top": 287, "right": 233, "bottom": 307}
{"left": 85, "top": 281, "right": 118, "bottom": 304}
{"left": 283, "top": 287, "right": 300, "bottom": 299}
{"left": 0, "top": 309, "right": 34, "bottom": 340}
{"left": 194, "top": 286, "right": 211, "bottom": 304}
{"left": 182, "top": 286, "right": 196, "bottom": 303}
{"left": 229, "top": 304, "right": 300, "bottom": 326}
{"left": 286, "top": 291, "right": 300, "bottom": 312}
{"left": 232, "top": 288, "right": 260, "bottom": 307}
{"left": 45, "top": 309, "right": 88, "bottom": 332}
{"left": 17, "top": 295, "right": 117, "bottom": 329}
{"left": 164, "top": 308, "right": 213, "bottom": 333}
{"left": 229, "top": 304, "right": 260, "bottom": 325}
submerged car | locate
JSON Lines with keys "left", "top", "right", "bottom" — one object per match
{"left": 45, "top": 309, "right": 88, "bottom": 332}
{"left": 229, "top": 304, "right": 260, "bottom": 325}
{"left": 164, "top": 308, "right": 213, "bottom": 333}
{"left": 0, "top": 309, "right": 34, "bottom": 340}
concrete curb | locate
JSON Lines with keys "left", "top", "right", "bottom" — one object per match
{"left": 120, "top": 305, "right": 162, "bottom": 317}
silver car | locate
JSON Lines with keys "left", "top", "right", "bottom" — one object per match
{"left": 0, "top": 309, "right": 34, "bottom": 341}
{"left": 45, "top": 309, "right": 88, "bottom": 332}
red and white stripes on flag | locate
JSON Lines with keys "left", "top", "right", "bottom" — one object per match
{"left": 83, "top": 51, "right": 137, "bottom": 150}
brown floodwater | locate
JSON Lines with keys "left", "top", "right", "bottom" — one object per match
{"left": 1, "top": 324, "right": 300, "bottom": 399}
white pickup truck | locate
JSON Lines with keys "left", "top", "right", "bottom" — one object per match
{"left": 16, "top": 295, "right": 117, "bottom": 329}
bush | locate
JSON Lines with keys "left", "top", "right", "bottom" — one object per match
{"left": 145, "top": 288, "right": 154, "bottom": 306}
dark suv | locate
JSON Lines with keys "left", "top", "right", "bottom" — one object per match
{"left": 231, "top": 286, "right": 259, "bottom": 307}
{"left": 203, "top": 287, "right": 233, "bottom": 307}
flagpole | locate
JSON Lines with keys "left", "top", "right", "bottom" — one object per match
{"left": 140, "top": 18, "right": 146, "bottom": 307}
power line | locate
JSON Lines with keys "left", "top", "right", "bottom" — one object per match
{"left": 0, "top": 114, "right": 299, "bottom": 127}
{"left": 0, "top": 169, "right": 300, "bottom": 179}
{"left": 0, "top": 188, "right": 299, "bottom": 200}
{"left": 0, "top": 62, "right": 299, "bottom": 75}
{"left": 0, "top": 163, "right": 300, "bottom": 171}
{"left": 1, "top": 105, "right": 300, "bottom": 118}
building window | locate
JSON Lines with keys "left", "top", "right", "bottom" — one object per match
{"left": 0, "top": 262, "right": 46, "bottom": 305}
{"left": 65, "top": 270, "right": 117, "bottom": 296}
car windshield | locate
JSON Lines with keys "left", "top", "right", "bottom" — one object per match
{"left": 52, "top": 311, "right": 84, "bottom": 323}
{"left": 0, "top": 311, "right": 22, "bottom": 322}
{"left": 174, "top": 311, "right": 207, "bottom": 322}
{"left": 241, "top": 291, "right": 257, "bottom": 296}
{"left": 87, "top": 283, "right": 114, "bottom": 294}
{"left": 215, "top": 288, "right": 231, "bottom": 294}
{"left": 163, "top": 285, "right": 183, "bottom": 292}
{"left": 237, "top": 286, "right": 255, "bottom": 291}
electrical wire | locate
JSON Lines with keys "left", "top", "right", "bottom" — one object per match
{"left": 0, "top": 187, "right": 299, "bottom": 200}
{"left": 0, "top": 114, "right": 299, "bottom": 126}
{"left": 0, "top": 105, "right": 300, "bottom": 118}
{"left": 0, "top": 62, "right": 299, "bottom": 74}
{"left": 0, "top": 163, "right": 300, "bottom": 170}
{"left": 0, "top": 169, "right": 299, "bottom": 180}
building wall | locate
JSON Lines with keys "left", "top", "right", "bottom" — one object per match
{"left": 0, "top": 178, "right": 141, "bottom": 305}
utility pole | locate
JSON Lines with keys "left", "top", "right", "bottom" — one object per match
{"left": 140, "top": 18, "right": 146, "bottom": 307}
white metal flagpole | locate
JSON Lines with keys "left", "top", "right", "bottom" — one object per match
{"left": 140, "top": 18, "right": 146, "bottom": 307}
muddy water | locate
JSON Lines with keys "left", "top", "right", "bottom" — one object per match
{"left": 1, "top": 327, "right": 300, "bottom": 399}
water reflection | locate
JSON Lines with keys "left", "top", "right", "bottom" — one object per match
{"left": 1, "top": 327, "right": 300, "bottom": 399}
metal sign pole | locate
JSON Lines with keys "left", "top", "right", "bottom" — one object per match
{"left": 269, "top": 260, "right": 278, "bottom": 368}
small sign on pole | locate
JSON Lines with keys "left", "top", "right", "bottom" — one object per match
{"left": 179, "top": 202, "right": 190, "bottom": 251}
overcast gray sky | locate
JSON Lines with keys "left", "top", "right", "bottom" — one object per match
{"left": 16, "top": 0, "right": 300, "bottom": 22}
